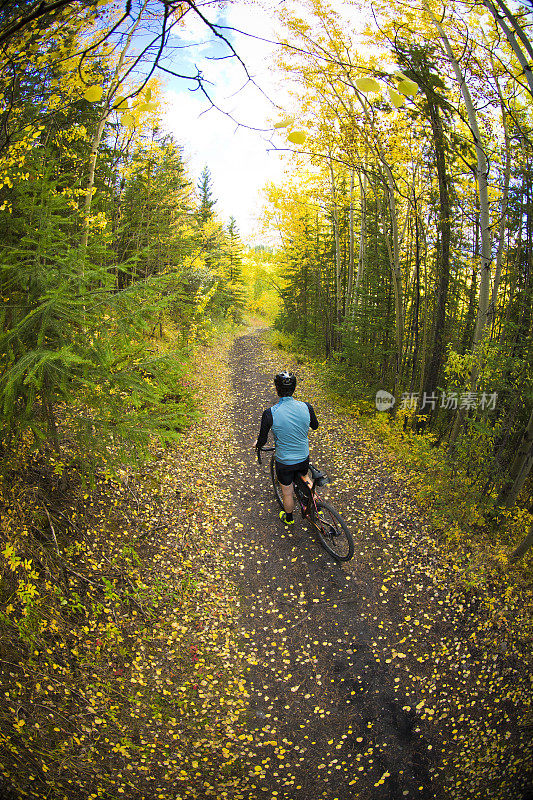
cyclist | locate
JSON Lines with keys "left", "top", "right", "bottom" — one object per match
{"left": 254, "top": 371, "right": 319, "bottom": 526}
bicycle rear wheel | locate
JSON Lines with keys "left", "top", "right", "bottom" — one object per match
{"left": 313, "top": 500, "right": 354, "bottom": 561}
{"left": 270, "top": 454, "right": 284, "bottom": 509}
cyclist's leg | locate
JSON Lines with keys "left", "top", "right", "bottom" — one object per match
{"left": 296, "top": 460, "right": 313, "bottom": 493}
{"left": 275, "top": 462, "right": 296, "bottom": 515}
{"left": 294, "top": 457, "right": 313, "bottom": 489}
{"left": 294, "top": 471, "right": 313, "bottom": 515}
{"left": 280, "top": 482, "right": 295, "bottom": 515}
{"left": 301, "top": 472, "right": 313, "bottom": 490}
{"left": 277, "top": 459, "right": 310, "bottom": 518}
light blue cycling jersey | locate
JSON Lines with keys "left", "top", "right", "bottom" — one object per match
{"left": 271, "top": 397, "right": 312, "bottom": 465}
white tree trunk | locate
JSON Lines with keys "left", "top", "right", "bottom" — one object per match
{"left": 427, "top": 8, "right": 494, "bottom": 450}
{"left": 353, "top": 170, "right": 367, "bottom": 312}
{"left": 489, "top": 77, "right": 511, "bottom": 328}
{"left": 427, "top": 8, "right": 492, "bottom": 346}
{"left": 329, "top": 159, "right": 342, "bottom": 342}
{"left": 347, "top": 168, "right": 355, "bottom": 309}
{"left": 483, "top": 0, "right": 533, "bottom": 97}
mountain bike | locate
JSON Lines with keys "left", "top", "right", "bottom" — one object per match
{"left": 257, "top": 447, "right": 354, "bottom": 561}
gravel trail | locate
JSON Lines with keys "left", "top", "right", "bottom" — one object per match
{"left": 227, "top": 331, "right": 439, "bottom": 800}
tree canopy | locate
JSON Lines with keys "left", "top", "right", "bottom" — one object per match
{"left": 266, "top": 0, "right": 533, "bottom": 556}
{"left": 0, "top": 0, "right": 249, "bottom": 471}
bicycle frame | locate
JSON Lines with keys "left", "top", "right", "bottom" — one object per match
{"left": 293, "top": 473, "right": 320, "bottom": 521}
{"left": 258, "top": 446, "right": 323, "bottom": 519}
{"left": 258, "top": 446, "right": 354, "bottom": 561}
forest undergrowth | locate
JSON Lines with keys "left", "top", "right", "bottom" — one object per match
{"left": 0, "top": 327, "right": 256, "bottom": 800}
{"left": 1, "top": 322, "right": 532, "bottom": 799}
{"left": 268, "top": 330, "right": 533, "bottom": 584}
{"left": 262, "top": 329, "right": 533, "bottom": 797}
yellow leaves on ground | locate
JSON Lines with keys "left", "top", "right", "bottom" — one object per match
{"left": 0, "top": 330, "right": 257, "bottom": 800}
{"left": 251, "top": 331, "right": 532, "bottom": 800}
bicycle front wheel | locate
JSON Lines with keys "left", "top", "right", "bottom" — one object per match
{"left": 313, "top": 500, "right": 354, "bottom": 561}
{"left": 270, "top": 454, "right": 284, "bottom": 509}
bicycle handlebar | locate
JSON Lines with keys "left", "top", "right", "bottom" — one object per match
{"left": 256, "top": 446, "right": 275, "bottom": 465}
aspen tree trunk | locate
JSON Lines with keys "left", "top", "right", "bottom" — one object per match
{"left": 483, "top": 0, "right": 533, "bottom": 97}
{"left": 510, "top": 520, "right": 533, "bottom": 561}
{"left": 497, "top": 407, "right": 533, "bottom": 508}
{"left": 429, "top": 14, "right": 492, "bottom": 343}
{"left": 411, "top": 229, "right": 429, "bottom": 431}
{"left": 352, "top": 169, "right": 367, "bottom": 319}
{"left": 427, "top": 9, "right": 493, "bottom": 449}
{"left": 381, "top": 166, "right": 404, "bottom": 392}
{"left": 80, "top": 114, "right": 107, "bottom": 258}
{"left": 376, "top": 169, "right": 404, "bottom": 393}
{"left": 416, "top": 95, "right": 450, "bottom": 424}
{"left": 488, "top": 80, "right": 511, "bottom": 330}
{"left": 329, "top": 159, "right": 342, "bottom": 348}
{"left": 501, "top": 188, "right": 522, "bottom": 339}
{"left": 409, "top": 195, "right": 421, "bottom": 393}
{"left": 460, "top": 264, "right": 478, "bottom": 353}
{"left": 347, "top": 169, "right": 355, "bottom": 311}
{"left": 401, "top": 209, "right": 415, "bottom": 381}
{"left": 349, "top": 88, "right": 404, "bottom": 386}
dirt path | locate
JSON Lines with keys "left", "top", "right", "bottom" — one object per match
{"left": 225, "top": 331, "right": 532, "bottom": 800}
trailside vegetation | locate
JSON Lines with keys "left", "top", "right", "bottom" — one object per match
{"left": 0, "top": 337, "right": 257, "bottom": 799}
{"left": 266, "top": 0, "right": 533, "bottom": 563}
{"left": 0, "top": 2, "right": 257, "bottom": 795}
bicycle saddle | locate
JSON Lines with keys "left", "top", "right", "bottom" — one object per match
{"left": 309, "top": 465, "right": 329, "bottom": 486}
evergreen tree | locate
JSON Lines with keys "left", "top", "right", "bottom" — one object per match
{"left": 216, "top": 216, "right": 246, "bottom": 321}
{"left": 195, "top": 166, "right": 223, "bottom": 272}
{"left": 197, "top": 166, "right": 216, "bottom": 224}
{"left": 225, "top": 216, "right": 243, "bottom": 283}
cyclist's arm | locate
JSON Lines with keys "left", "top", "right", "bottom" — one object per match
{"left": 306, "top": 403, "right": 319, "bottom": 430}
{"left": 254, "top": 408, "right": 273, "bottom": 450}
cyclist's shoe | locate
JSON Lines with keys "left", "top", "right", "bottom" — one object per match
{"left": 279, "top": 511, "right": 295, "bottom": 526}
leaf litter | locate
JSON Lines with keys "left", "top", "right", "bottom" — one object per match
{"left": 225, "top": 330, "right": 532, "bottom": 800}
{"left": 2, "top": 328, "right": 530, "bottom": 799}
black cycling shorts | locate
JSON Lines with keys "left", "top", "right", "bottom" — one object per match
{"left": 275, "top": 458, "right": 310, "bottom": 486}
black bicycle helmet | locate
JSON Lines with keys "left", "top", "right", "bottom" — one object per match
{"left": 274, "top": 370, "right": 297, "bottom": 396}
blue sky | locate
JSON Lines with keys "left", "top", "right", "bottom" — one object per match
{"left": 160, "top": 2, "right": 289, "bottom": 244}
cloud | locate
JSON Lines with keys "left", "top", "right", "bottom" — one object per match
{"left": 160, "top": 0, "right": 293, "bottom": 244}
